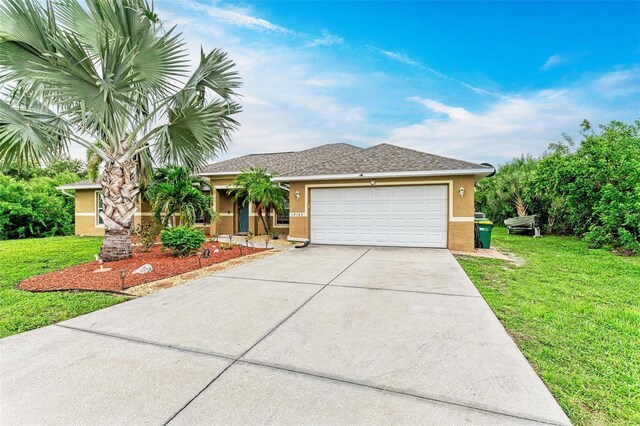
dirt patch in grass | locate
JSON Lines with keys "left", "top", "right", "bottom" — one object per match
{"left": 19, "top": 242, "right": 266, "bottom": 293}
{"left": 506, "top": 329, "right": 534, "bottom": 346}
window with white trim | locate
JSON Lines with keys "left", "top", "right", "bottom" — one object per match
{"left": 96, "top": 191, "right": 104, "bottom": 226}
{"left": 275, "top": 200, "right": 290, "bottom": 226}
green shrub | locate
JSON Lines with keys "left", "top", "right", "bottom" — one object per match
{"left": 0, "top": 174, "right": 75, "bottom": 240}
{"left": 160, "top": 226, "right": 206, "bottom": 257}
{"left": 477, "top": 119, "right": 639, "bottom": 254}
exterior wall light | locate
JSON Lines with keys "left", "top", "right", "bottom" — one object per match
{"left": 459, "top": 187, "right": 465, "bottom": 198}
{"left": 295, "top": 190, "right": 301, "bottom": 200}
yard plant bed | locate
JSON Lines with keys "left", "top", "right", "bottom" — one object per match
{"left": 19, "top": 243, "right": 266, "bottom": 293}
{"left": 456, "top": 227, "right": 640, "bottom": 426}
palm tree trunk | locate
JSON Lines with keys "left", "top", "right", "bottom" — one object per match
{"left": 99, "top": 159, "right": 139, "bottom": 261}
{"left": 256, "top": 204, "right": 270, "bottom": 235}
{"left": 264, "top": 208, "right": 272, "bottom": 235}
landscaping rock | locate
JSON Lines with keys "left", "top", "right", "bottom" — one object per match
{"left": 132, "top": 264, "right": 153, "bottom": 274}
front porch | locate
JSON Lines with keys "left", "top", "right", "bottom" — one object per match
{"left": 209, "top": 185, "right": 290, "bottom": 238}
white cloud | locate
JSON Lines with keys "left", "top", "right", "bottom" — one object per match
{"left": 382, "top": 88, "right": 625, "bottom": 165}
{"left": 594, "top": 67, "right": 640, "bottom": 97}
{"left": 182, "top": 40, "right": 373, "bottom": 160}
{"left": 306, "top": 31, "right": 344, "bottom": 47}
{"left": 407, "top": 96, "right": 474, "bottom": 121}
{"left": 542, "top": 53, "right": 569, "bottom": 70}
{"left": 67, "top": 4, "right": 639, "bottom": 169}
{"left": 303, "top": 72, "right": 358, "bottom": 87}
{"left": 370, "top": 47, "right": 500, "bottom": 98}
{"left": 375, "top": 48, "right": 420, "bottom": 66}
{"left": 178, "top": 0, "right": 291, "bottom": 33}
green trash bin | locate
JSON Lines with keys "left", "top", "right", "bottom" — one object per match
{"left": 475, "top": 219, "right": 494, "bottom": 249}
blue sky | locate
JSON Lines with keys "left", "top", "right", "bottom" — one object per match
{"left": 155, "top": 0, "right": 639, "bottom": 165}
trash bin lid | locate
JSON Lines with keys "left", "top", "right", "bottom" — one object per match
{"left": 475, "top": 219, "right": 493, "bottom": 225}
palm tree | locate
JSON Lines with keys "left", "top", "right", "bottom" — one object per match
{"left": 0, "top": 0, "right": 241, "bottom": 260}
{"left": 145, "top": 166, "right": 215, "bottom": 228}
{"left": 227, "top": 168, "right": 287, "bottom": 235}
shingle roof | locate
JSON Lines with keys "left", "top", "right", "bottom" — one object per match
{"left": 277, "top": 143, "right": 493, "bottom": 178}
{"left": 57, "top": 179, "right": 101, "bottom": 190}
{"left": 200, "top": 143, "right": 362, "bottom": 175}
{"left": 59, "top": 143, "right": 491, "bottom": 190}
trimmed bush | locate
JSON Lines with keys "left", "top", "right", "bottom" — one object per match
{"left": 160, "top": 226, "right": 205, "bottom": 257}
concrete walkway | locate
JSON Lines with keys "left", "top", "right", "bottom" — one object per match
{"left": 0, "top": 246, "right": 570, "bottom": 425}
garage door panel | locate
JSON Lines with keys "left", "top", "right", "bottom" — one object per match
{"left": 344, "top": 203, "right": 357, "bottom": 213}
{"left": 311, "top": 186, "right": 448, "bottom": 248}
{"left": 426, "top": 185, "right": 447, "bottom": 198}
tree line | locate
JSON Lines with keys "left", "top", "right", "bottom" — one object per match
{"left": 476, "top": 120, "right": 639, "bottom": 254}
{"left": 0, "top": 158, "right": 85, "bottom": 240}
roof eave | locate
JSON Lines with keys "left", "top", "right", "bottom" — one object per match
{"left": 199, "top": 170, "right": 277, "bottom": 177}
{"left": 273, "top": 168, "right": 495, "bottom": 182}
{"left": 56, "top": 184, "right": 102, "bottom": 190}
{"left": 198, "top": 171, "right": 243, "bottom": 177}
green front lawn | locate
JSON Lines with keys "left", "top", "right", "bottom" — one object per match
{"left": 0, "top": 236, "right": 129, "bottom": 339}
{"left": 457, "top": 227, "right": 640, "bottom": 425}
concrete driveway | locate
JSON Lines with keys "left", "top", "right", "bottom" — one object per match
{"left": 0, "top": 246, "right": 570, "bottom": 425}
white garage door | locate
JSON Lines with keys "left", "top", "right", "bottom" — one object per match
{"left": 310, "top": 185, "right": 448, "bottom": 248}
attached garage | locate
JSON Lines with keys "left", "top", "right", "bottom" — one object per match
{"left": 269, "top": 143, "right": 494, "bottom": 252}
{"left": 310, "top": 185, "right": 448, "bottom": 248}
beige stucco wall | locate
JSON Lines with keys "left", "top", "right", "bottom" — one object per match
{"left": 73, "top": 174, "right": 475, "bottom": 250}
{"left": 287, "top": 174, "right": 477, "bottom": 252}
{"left": 74, "top": 189, "right": 104, "bottom": 236}
{"left": 73, "top": 189, "right": 210, "bottom": 237}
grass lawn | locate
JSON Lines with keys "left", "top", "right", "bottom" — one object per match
{"left": 457, "top": 227, "right": 640, "bottom": 425}
{"left": 0, "top": 236, "right": 129, "bottom": 339}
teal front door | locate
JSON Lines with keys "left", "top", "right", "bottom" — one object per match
{"left": 238, "top": 202, "right": 249, "bottom": 233}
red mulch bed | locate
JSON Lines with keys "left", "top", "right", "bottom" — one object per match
{"left": 19, "top": 243, "right": 266, "bottom": 293}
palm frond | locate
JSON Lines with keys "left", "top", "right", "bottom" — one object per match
{"left": 153, "top": 95, "right": 240, "bottom": 171}
{"left": 184, "top": 48, "right": 242, "bottom": 100}
{"left": 0, "top": 98, "right": 69, "bottom": 166}
{"left": 145, "top": 165, "right": 214, "bottom": 227}
{"left": 1, "top": 0, "right": 241, "bottom": 174}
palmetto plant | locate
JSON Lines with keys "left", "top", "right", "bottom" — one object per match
{"left": 145, "top": 166, "right": 215, "bottom": 228}
{"left": 0, "top": 0, "right": 241, "bottom": 260}
{"left": 227, "top": 168, "right": 287, "bottom": 235}
{"left": 494, "top": 157, "right": 536, "bottom": 218}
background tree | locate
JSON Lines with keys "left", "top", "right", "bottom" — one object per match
{"left": 2, "top": 155, "right": 86, "bottom": 180}
{"left": 0, "top": 154, "right": 85, "bottom": 240}
{"left": 566, "top": 120, "right": 639, "bottom": 252}
{"left": 0, "top": 0, "right": 241, "bottom": 260}
{"left": 476, "top": 119, "right": 639, "bottom": 253}
{"left": 227, "top": 168, "right": 287, "bottom": 235}
{"left": 145, "top": 166, "right": 215, "bottom": 228}
{"left": 0, "top": 169, "right": 80, "bottom": 239}
{"left": 475, "top": 156, "right": 537, "bottom": 224}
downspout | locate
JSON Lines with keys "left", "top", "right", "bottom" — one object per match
{"left": 288, "top": 236, "right": 310, "bottom": 248}
{"left": 60, "top": 189, "right": 74, "bottom": 198}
